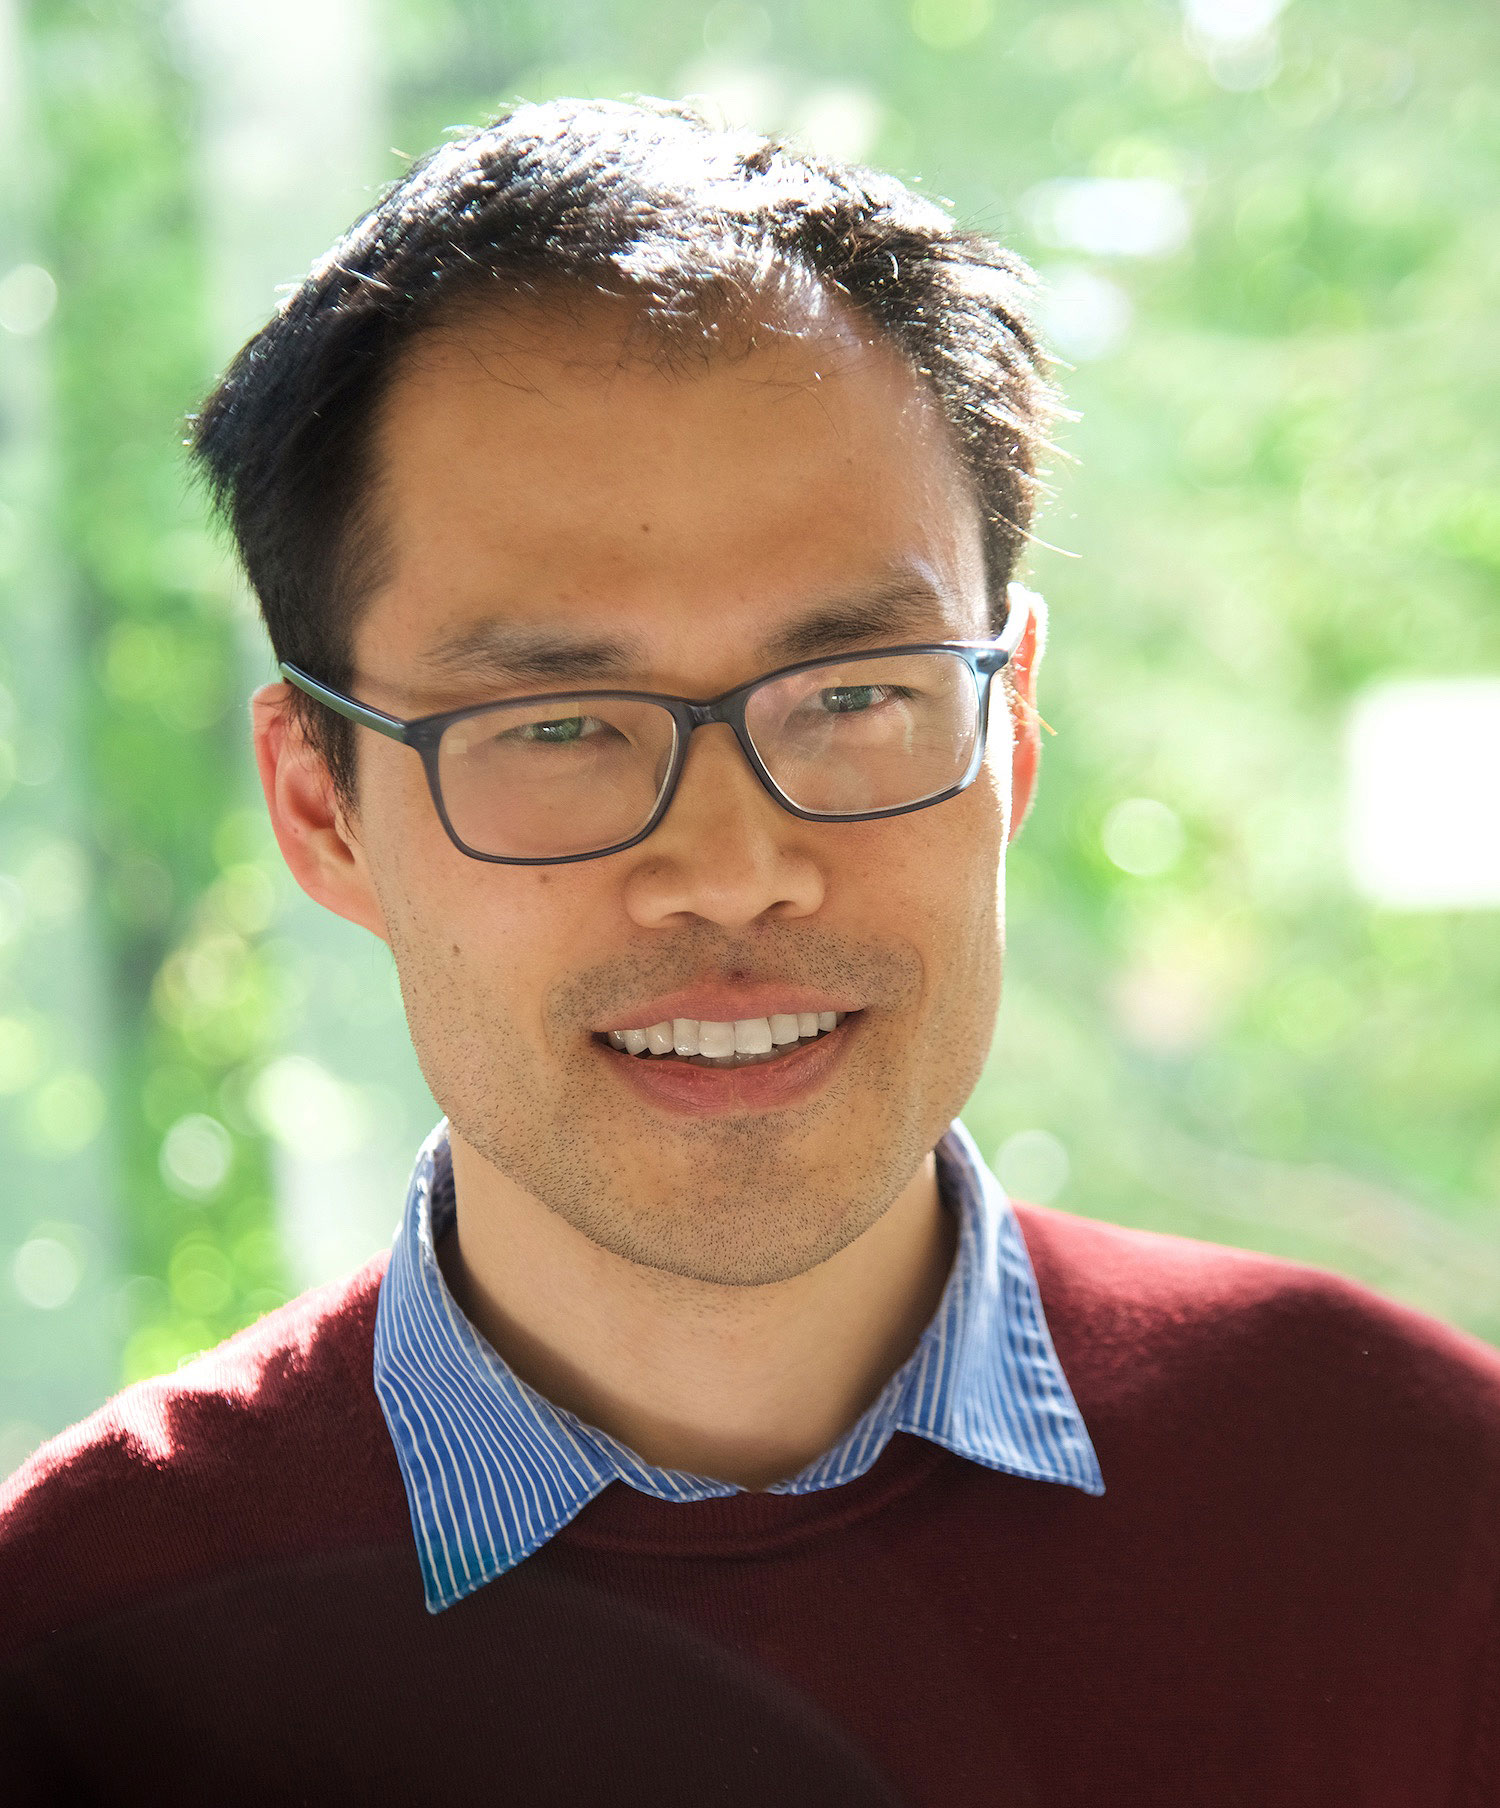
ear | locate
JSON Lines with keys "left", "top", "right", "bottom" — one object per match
{"left": 1004, "top": 596, "right": 1047, "bottom": 843}
{"left": 251, "top": 683, "right": 390, "bottom": 943}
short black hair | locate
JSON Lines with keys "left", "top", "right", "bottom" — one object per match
{"left": 191, "top": 96, "right": 1056, "bottom": 804}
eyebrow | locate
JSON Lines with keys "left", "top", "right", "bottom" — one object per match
{"left": 758, "top": 578, "right": 951, "bottom": 664}
{"left": 418, "top": 623, "right": 643, "bottom": 687}
{"left": 411, "top": 574, "right": 955, "bottom": 697}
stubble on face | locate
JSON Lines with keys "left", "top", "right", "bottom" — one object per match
{"left": 380, "top": 896, "right": 1002, "bottom": 1287}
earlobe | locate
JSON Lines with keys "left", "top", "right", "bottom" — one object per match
{"left": 250, "top": 682, "right": 390, "bottom": 943}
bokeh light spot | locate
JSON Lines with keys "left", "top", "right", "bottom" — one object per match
{"left": 1026, "top": 178, "right": 1190, "bottom": 259}
{"left": 13, "top": 1236, "right": 80, "bottom": 1310}
{"left": 27, "top": 1071, "right": 106, "bottom": 1156}
{"left": 0, "top": 263, "right": 58, "bottom": 336}
{"left": 160, "top": 1113, "right": 233, "bottom": 1199}
{"left": 790, "top": 84, "right": 882, "bottom": 162}
{"left": 251, "top": 1053, "right": 369, "bottom": 1160}
{"left": 995, "top": 1129, "right": 1071, "bottom": 1205}
{"left": 168, "top": 1238, "right": 234, "bottom": 1317}
{"left": 19, "top": 840, "right": 87, "bottom": 922}
{"left": 1102, "top": 798, "right": 1187, "bottom": 877}
{"left": 1039, "top": 265, "right": 1132, "bottom": 360}
{"left": 910, "top": 0, "right": 992, "bottom": 53}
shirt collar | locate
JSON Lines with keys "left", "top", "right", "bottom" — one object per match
{"left": 374, "top": 1119, "right": 1103, "bottom": 1613}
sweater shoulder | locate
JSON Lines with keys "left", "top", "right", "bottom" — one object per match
{"left": 1013, "top": 1200, "right": 1500, "bottom": 1436}
{"left": 0, "top": 1252, "right": 404, "bottom": 1660}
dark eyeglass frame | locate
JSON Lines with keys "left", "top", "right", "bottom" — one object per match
{"left": 278, "top": 583, "right": 1034, "bottom": 866}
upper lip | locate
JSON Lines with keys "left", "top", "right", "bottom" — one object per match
{"left": 593, "top": 987, "right": 861, "bottom": 1032}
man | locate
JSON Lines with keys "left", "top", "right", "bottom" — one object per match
{"left": 2, "top": 98, "right": 1497, "bottom": 1806}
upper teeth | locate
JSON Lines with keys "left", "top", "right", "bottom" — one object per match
{"left": 607, "top": 1011, "right": 841, "bottom": 1056}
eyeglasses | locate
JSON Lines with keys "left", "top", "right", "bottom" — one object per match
{"left": 278, "top": 583, "right": 1034, "bottom": 866}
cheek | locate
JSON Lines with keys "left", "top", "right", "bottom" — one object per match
{"left": 840, "top": 788, "right": 1005, "bottom": 1125}
{"left": 395, "top": 865, "right": 595, "bottom": 1002}
{"left": 832, "top": 776, "right": 1006, "bottom": 968}
{"left": 937, "top": 780, "right": 1007, "bottom": 965}
{"left": 356, "top": 753, "right": 596, "bottom": 1025}
{"left": 918, "top": 780, "right": 1006, "bottom": 1027}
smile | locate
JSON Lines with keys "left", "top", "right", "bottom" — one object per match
{"left": 602, "top": 1011, "right": 851, "bottom": 1069}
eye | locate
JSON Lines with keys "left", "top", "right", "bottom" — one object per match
{"left": 510, "top": 714, "right": 603, "bottom": 744}
{"left": 819, "top": 684, "right": 902, "bottom": 714}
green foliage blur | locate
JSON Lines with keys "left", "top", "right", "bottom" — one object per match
{"left": 1, "top": 0, "right": 1496, "bottom": 1466}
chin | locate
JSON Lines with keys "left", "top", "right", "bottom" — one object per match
{"left": 454, "top": 1066, "right": 933, "bottom": 1287}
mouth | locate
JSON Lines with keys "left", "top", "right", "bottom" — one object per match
{"left": 596, "top": 1010, "right": 854, "bottom": 1070}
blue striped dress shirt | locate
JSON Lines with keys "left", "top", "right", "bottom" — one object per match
{"left": 373, "top": 1118, "right": 1105, "bottom": 1614}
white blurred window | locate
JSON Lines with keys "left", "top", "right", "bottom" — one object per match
{"left": 1346, "top": 679, "right": 1500, "bottom": 909}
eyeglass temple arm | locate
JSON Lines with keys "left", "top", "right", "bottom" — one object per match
{"left": 986, "top": 581, "right": 1036, "bottom": 668}
{"left": 278, "top": 662, "right": 412, "bottom": 744}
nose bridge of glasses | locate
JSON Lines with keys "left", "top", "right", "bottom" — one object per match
{"left": 684, "top": 697, "right": 734, "bottom": 730}
{"left": 668, "top": 695, "right": 784, "bottom": 822}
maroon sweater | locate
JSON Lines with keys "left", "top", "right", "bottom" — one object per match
{"left": 3, "top": 1203, "right": 1498, "bottom": 1806}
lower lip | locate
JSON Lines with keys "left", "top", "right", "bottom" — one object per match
{"left": 597, "top": 1018, "right": 858, "bottom": 1116}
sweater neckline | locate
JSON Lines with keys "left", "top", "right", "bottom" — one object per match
{"left": 556, "top": 1433, "right": 953, "bottom": 1561}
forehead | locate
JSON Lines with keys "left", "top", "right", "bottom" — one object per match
{"left": 359, "top": 287, "right": 986, "bottom": 691}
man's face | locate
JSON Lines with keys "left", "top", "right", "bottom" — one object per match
{"left": 328, "top": 289, "right": 1032, "bottom": 1286}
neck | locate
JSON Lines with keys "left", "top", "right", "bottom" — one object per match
{"left": 439, "top": 1132, "right": 956, "bottom": 1490}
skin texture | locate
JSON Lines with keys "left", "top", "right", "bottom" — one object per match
{"left": 254, "top": 285, "right": 1044, "bottom": 1486}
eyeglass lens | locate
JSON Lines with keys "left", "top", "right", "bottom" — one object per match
{"left": 434, "top": 650, "right": 984, "bottom": 860}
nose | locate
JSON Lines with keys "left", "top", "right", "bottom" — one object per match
{"left": 619, "top": 724, "right": 826, "bottom": 931}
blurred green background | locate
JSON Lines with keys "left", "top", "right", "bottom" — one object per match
{"left": 2, "top": 0, "right": 1497, "bottom": 1474}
